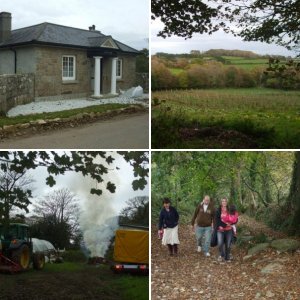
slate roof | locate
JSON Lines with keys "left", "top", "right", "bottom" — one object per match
{"left": 0, "top": 22, "right": 139, "bottom": 54}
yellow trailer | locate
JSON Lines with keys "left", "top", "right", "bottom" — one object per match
{"left": 112, "top": 228, "right": 149, "bottom": 274}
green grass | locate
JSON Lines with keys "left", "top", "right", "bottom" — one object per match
{"left": 0, "top": 262, "right": 148, "bottom": 300}
{"left": 43, "top": 261, "right": 86, "bottom": 272}
{"left": 0, "top": 103, "right": 131, "bottom": 127}
{"left": 152, "top": 88, "right": 300, "bottom": 148}
{"left": 116, "top": 276, "right": 149, "bottom": 300}
{"left": 221, "top": 56, "right": 269, "bottom": 70}
{"left": 169, "top": 68, "right": 185, "bottom": 75}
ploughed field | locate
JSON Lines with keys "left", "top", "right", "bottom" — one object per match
{"left": 151, "top": 88, "right": 300, "bottom": 149}
{"left": 0, "top": 262, "right": 148, "bottom": 300}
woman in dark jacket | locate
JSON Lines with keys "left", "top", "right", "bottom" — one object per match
{"left": 215, "top": 198, "right": 237, "bottom": 262}
{"left": 158, "top": 198, "right": 180, "bottom": 256}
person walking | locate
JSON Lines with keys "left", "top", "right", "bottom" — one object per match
{"left": 215, "top": 198, "right": 237, "bottom": 262}
{"left": 158, "top": 198, "right": 180, "bottom": 256}
{"left": 191, "top": 195, "right": 215, "bottom": 257}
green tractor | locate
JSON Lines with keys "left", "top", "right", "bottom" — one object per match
{"left": 0, "top": 223, "right": 45, "bottom": 272}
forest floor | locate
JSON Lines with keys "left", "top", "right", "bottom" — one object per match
{"left": 151, "top": 215, "right": 300, "bottom": 300}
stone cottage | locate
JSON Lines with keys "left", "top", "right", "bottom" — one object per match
{"left": 0, "top": 12, "right": 140, "bottom": 101}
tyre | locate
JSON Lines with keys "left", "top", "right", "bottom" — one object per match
{"left": 33, "top": 252, "right": 45, "bottom": 270}
{"left": 11, "top": 244, "right": 30, "bottom": 270}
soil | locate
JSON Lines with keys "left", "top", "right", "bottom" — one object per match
{"left": 151, "top": 215, "right": 300, "bottom": 300}
{"left": 0, "top": 264, "right": 128, "bottom": 300}
{"left": 178, "top": 127, "right": 258, "bottom": 148}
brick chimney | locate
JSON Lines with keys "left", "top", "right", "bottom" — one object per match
{"left": 0, "top": 12, "right": 11, "bottom": 43}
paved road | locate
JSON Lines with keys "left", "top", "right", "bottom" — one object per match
{"left": 0, "top": 113, "right": 149, "bottom": 149}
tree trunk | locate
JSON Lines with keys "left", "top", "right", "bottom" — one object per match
{"left": 287, "top": 152, "right": 300, "bottom": 233}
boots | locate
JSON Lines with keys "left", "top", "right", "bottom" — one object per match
{"left": 173, "top": 244, "right": 178, "bottom": 256}
{"left": 167, "top": 244, "right": 173, "bottom": 256}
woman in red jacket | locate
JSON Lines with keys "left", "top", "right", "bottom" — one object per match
{"left": 215, "top": 198, "right": 238, "bottom": 261}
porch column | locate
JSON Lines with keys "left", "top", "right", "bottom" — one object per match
{"left": 111, "top": 57, "right": 118, "bottom": 95}
{"left": 93, "top": 56, "right": 102, "bottom": 98}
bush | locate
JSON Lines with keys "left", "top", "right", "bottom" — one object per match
{"left": 252, "top": 232, "right": 268, "bottom": 244}
{"left": 62, "top": 250, "right": 87, "bottom": 263}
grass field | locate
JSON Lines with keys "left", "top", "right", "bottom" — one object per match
{"left": 152, "top": 88, "right": 300, "bottom": 149}
{"left": 168, "top": 56, "right": 270, "bottom": 73}
{"left": 169, "top": 68, "right": 185, "bottom": 75}
{"left": 222, "top": 56, "right": 269, "bottom": 70}
{"left": 0, "top": 262, "right": 148, "bottom": 300}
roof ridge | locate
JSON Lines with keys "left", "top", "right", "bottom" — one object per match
{"left": 113, "top": 38, "right": 139, "bottom": 53}
{"left": 34, "top": 23, "right": 48, "bottom": 41}
{"left": 12, "top": 22, "right": 104, "bottom": 36}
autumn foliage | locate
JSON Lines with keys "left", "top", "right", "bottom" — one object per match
{"left": 152, "top": 54, "right": 300, "bottom": 90}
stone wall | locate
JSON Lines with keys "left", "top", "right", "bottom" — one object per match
{"left": 0, "top": 73, "right": 34, "bottom": 114}
{"left": 35, "top": 47, "right": 90, "bottom": 99}
{"left": 116, "top": 55, "right": 137, "bottom": 92}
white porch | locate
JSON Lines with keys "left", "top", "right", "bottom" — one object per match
{"left": 91, "top": 56, "right": 119, "bottom": 98}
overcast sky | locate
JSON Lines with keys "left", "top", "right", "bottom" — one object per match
{"left": 2, "top": 0, "right": 149, "bottom": 50}
{"left": 25, "top": 152, "right": 149, "bottom": 216}
{"left": 151, "top": 19, "right": 296, "bottom": 57}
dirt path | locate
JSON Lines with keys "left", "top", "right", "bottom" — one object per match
{"left": 151, "top": 216, "right": 300, "bottom": 300}
{"left": 0, "top": 113, "right": 148, "bottom": 149}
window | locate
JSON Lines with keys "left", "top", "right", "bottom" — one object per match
{"left": 116, "top": 59, "right": 122, "bottom": 79}
{"left": 62, "top": 55, "right": 76, "bottom": 80}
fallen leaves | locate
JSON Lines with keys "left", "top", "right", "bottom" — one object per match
{"left": 151, "top": 216, "right": 300, "bottom": 300}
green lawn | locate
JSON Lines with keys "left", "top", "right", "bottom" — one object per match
{"left": 152, "top": 88, "right": 300, "bottom": 149}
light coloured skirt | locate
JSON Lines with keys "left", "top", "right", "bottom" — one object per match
{"left": 162, "top": 225, "right": 180, "bottom": 245}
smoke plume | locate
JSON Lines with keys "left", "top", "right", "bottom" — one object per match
{"left": 67, "top": 156, "right": 121, "bottom": 257}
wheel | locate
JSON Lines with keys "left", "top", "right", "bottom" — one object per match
{"left": 11, "top": 244, "right": 30, "bottom": 270}
{"left": 33, "top": 252, "right": 45, "bottom": 270}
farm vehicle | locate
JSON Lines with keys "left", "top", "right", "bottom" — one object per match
{"left": 0, "top": 223, "right": 45, "bottom": 273}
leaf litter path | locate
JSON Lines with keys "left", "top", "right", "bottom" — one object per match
{"left": 151, "top": 215, "right": 300, "bottom": 300}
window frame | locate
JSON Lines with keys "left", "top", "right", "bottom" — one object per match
{"left": 116, "top": 58, "right": 122, "bottom": 80}
{"left": 62, "top": 55, "right": 76, "bottom": 81}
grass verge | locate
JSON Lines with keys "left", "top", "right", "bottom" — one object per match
{"left": 0, "top": 103, "right": 131, "bottom": 127}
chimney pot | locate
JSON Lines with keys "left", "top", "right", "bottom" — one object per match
{"left": 0, "top": 12, "right": 12, "bottom": 43}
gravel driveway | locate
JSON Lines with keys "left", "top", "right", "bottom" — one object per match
{"left": 7, "top": 94, "right": 148, "bottom": 117}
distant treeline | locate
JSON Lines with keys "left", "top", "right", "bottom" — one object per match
{"left": 152, "top": 55, "right": 300, "bottom": 90}
{"left": 155, "top": 49, "right": 290, "bottom": 60}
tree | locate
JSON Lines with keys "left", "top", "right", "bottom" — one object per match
{"left": 152, "top": 0, "right": 300, "bottom": 52}
{"left": 0, "top": 151, "right": 148, "bottom": 228}
{"left": 0, "top": 151, "right": 148, "bottom": 195}
{"left": 33, "top": 188, "right": 79, "bottom": 225}
{"left": 0, "top": 163, "right": 34, "bottom": 227}
{"left": 136, "top": 48, "right": 149, "bottom": 73}
{"left": 119, "top": 196, "right": 149, "bottom": 226}
{"left": 31, "top": 188, "right": 80, "bottom": 248}
{"left": 152, "top": 0, "right": 221, "bottom": 38}
{"left": 152, "top": 152, "right": 295, "bottom": 229}
{"left": 222, "top": 0, "right": 300, "bottom": 51}
{"left": 30, "top": 215, "right": 73, "bottom": 249}
{"left": 287, "top": 152, "right": 300, "bottom": 234}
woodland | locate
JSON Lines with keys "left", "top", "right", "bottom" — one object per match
{"left": 152, "top": 151, "right": 300, "bottom": 234}
{"left": 151, "top": 151, "right": 300, "bottom": 299}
